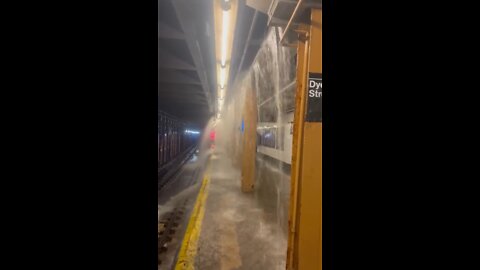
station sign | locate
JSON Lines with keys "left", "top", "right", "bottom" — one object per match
{"left": 305, "top": 73, "right": 322, "bottom": 122}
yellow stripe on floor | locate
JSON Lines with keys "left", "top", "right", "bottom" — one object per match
{"left": 175, "top": 163, "right": 210, "bottom": 270}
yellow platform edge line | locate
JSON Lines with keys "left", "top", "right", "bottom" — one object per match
{"left": 175, "top": 162, "right": 211, "bottom": 270}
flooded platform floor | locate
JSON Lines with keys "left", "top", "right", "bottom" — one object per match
{"left": 159, "top": 148, "right": 288, "bottom": 270}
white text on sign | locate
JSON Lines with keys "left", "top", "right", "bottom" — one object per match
{"left": 308, "top": 79, "right": 322, "bottom": 98}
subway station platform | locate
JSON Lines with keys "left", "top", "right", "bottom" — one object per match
{"left": 158, "top": 2, "right": 322, "bottom": 268}
{"left": 158, "top": 147, "right": 288, "bottom": 270}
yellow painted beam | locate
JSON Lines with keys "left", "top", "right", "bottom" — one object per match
{"left": 298, "top": 8, "right": 322, "bottom": 270}
{"left": 241, "top": 85, "right": 257, "bottom": 192}
{"left": 287, "top": 23, "right": 310, "bottom": 270}
{"left": 287, "top": 8, "right": 322, "bottom": 270}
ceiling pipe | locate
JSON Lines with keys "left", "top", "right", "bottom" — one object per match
{"left": 279, "top": 0, "right": 304, "bottom": 47}
{"left": 237, "top": 10, "right": 259, "bottom": 73}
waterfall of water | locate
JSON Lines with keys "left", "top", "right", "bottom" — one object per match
{"left": 213, "top": 26, "right": 297, "bottom": 266}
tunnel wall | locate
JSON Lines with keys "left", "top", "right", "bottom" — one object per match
{"left": 158, "top": 111, "right": 199, "bottom": 168}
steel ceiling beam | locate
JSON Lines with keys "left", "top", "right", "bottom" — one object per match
{"left": 170, "top": 0, "right": 213, "bottom": 113}
{"left": 158, "top": 46, "right": 197, "bottom": 70}
{"left": 237, "top": 10, "right": 259, "bottom": 73}
{"left": 158, "top": 69, "right": 201, "bottom": 85}
{"left": 158, "top": 21, "right": 186, "bottom": 39}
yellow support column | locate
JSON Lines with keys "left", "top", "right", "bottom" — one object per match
{"left": 241, "top": 86, "right": 257, "bottom": 192}
{"left": 287, "top": 8, "right": 322, "bottom": 270}
{"left": 287, "top": 23, "right": 309, "bottom": 270}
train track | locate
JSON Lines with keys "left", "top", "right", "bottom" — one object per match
{"left": 157, "top": 146, "right": 205, "bottom": 268}
{"left": 158, "top": 146, "right": 197, "bottom": 191}
{"left": 158, "top": 199, "right": 189, "bottom": 266}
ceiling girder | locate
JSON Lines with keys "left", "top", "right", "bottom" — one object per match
{"left": 170, "top": 0, "right": 213, "bottom": 113}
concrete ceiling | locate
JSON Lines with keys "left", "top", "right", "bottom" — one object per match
{"left": 158, "top": 0, "right": 216, "bottom": 128}
{"left": 158, "top": 0, "right": 269, "bottom": 128}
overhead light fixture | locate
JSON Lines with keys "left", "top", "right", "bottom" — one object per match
{"left": 214, "top": 0, "right": 236, "bottom": 116}
{"left": 218, "top": 88, "right": 225, "bottom": 99}
{"left": 221, "top": 0, "right": 231, "bottom": 11}
{"left": 218, "top": 95, "right": 224, "bottom": 108}
{"left": 185, "top": 129, "right": 200, "bottom": 135}
{"left": 220, "top": 67, "right": 226, "bottom": 88}
{"left": 221, "top": 10, "right": 229, "bottom": 66}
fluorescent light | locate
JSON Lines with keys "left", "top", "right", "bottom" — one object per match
{"left": 221, "top": 10, "right": 229, "bottom": 66}
{"left": 185, "top": 129, "right": 200, "bottom": 134}
{"left": 220, "top": 67, "right": 226, "bottom": 88}
{"left": 218, "top": 98, "right": 224, "bottom": 110}
{"left": 218, "top": 88, "right": 225, "bottom": 99}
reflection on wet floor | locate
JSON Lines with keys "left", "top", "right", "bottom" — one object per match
{"left": 158, "top": 146, "right": 288, "bottom": 270}
{"left": 196, "top": 148, "right": 287, "bottom": 270}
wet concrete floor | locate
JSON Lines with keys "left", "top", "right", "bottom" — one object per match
{"left": 159, "top": 147, "right": 288, "bottom": 270}
{"left": 195, "top": 149, "right": 287, "bottom": 270}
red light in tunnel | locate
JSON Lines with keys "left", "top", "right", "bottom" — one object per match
{"left": 210, "top": 130, "right": 216, "bottom": 141}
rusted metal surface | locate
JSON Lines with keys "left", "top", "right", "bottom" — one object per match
{"left": 158, "top": 200, "right": 189, "bottom": 266}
